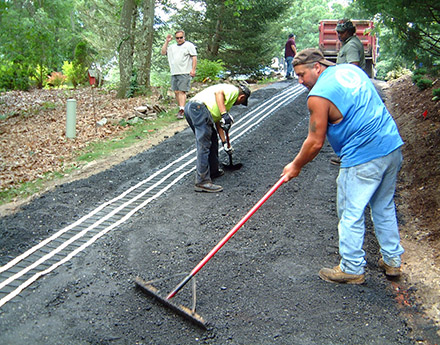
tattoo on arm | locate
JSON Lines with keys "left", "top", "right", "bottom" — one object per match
{"left": 310, "top": 120, "right": 317, "bottom": 133}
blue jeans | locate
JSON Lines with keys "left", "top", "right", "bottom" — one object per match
{"left": 285, "top": 56, "right": 294, "bottom": 77}
{"left": 184, "top": 101, "right": 219, "bottom": 185}
{"left": 337, "top": 148, "right": 404, "bottom": 275}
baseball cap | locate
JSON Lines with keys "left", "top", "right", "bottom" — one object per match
{"left": 238, "top": 83, "right": 251, "bottom": 106}
{"left": 293, "top": 48, "right": 335, "bottom": 67}
{"left": 336, "top": 19, "right": 354, "bottom": 33}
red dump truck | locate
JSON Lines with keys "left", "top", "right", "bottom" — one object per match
{"left": 319, "top": 20, "right": 378, "bottom": 78}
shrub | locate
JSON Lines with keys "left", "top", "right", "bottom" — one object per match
{"left": 432, "top": 88, "right": 440, "bottom": 101}
{"left": 46, "top": 71, "right": 67, "bottom": 88}
{"left": 62, "top": 61, "right": 76, "bottom": 87}
{"left": 33, "top": 65, "right": 50, "bottom": 89}
{"left": 413, "top": 67, "right": 428, "bottom": 76}
{"left": 376, "top": 59, "right": 411, "bottom": 81}
{"left": 411, "top": 73, "right": 422, "bottom": 84}
{"left": 0, "top": 60, "right": 31, "bottom": 91}
{"left": 416, "top": 78, "right": 433, "bottom": 90}
{"left": 193, "top": 59, "right": 225, "bottom": 83}
{"left": 411, "top": 67, "right": 429, "bottom": 85}
{"left": 62, "top": 60, "right": 86, "bottom": 88}
{"left": 62, "top": 42, "right": 90, "bottom": 88}
{"left": 385, "top": 67, "right": 411, "bottom": 81}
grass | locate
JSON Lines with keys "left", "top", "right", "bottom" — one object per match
{"left": 0, "top": 170, "right": 66, "bottom": 205}
{"left": 76, "top": 110, "right": 177, "bottom": 163}
{"left": 0, "top": 109, "right": 180, "bottom": 206}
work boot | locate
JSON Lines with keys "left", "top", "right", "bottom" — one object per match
{"left": 211, "top": 168, "right": 224, "bottom": 179}
{"left": 378, "top": 258, "right": 402, "bottom": 277}
{"left": 319, "top": 265, "right": 365, "bottom": 284}
{"left": 194, "top": 182, "right": 223, "bottom": 193}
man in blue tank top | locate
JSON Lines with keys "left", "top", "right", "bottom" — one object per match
{"left": 282, "top": 48, "right": 404, "bottom": 284}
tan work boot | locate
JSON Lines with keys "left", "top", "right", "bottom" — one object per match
{"left": 319, "top": 265, "right": 365, "bottom": 284}
{"left": 378, "top": 258, "right": 401, "bottom": 277}
{"left": 194, "top": 182, "right": 223, "bottom": 193}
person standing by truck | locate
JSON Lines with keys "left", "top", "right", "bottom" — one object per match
{"left": 336, "top": 19, "right": 367, "bottom": 73}
{"left": 284, "top": 33, "right": 297, "bottom": 79}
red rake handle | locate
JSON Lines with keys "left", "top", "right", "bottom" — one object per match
{"left": 167, "top": 176, "right": 286, "bottom": 300}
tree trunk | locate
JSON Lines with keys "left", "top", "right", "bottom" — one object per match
{"left": 206, "top": 1, "right": 225, "bottom": 58}
{"left": 136, "top": 0, "right": 154, "bottom": 90}
{"left": 117, "top": 0, "right": 136, "bottom": 99}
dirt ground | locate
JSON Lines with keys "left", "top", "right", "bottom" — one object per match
{"left": 0, "top": 76, "right": 440, "bottom": 343}
{"left": 385, "top": 76, "right": 440, "bottom": 330}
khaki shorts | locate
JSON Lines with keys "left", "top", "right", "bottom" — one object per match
{"left": 171, "top": 74, "right": 192, "bottom": 92}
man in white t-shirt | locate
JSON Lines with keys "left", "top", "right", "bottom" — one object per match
{"left": 161, "top": 30, "right": 197, "bottom": 119}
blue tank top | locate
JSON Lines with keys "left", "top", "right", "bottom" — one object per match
{"left": 308, "top": 64, "right": 403, "bottom": 167}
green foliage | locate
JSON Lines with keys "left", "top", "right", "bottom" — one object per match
{"left": 69, "top": 41, "right": 91, "bottom": 88}
{"left": 62, "top": 61, "right": 76, "bottom": 86}
{"left": 0, "top": 1, "right": 80, "bottom": 90}
{"left": 75, "top": 0, "right": 122, "bottom": 65}
{"left": 383, "top": 67, "right": 411, "bottom": 81}
{"left": 126, "top": 71, "right": 139, "bottom": 98}
{"left": 355, "top": 0, "right": 440, "bottom": 68}
{"left": 62, "top": 52, "right": 89, "bottom": 89}
{"left": 150, "top": 70, "right": 171, "bottom": 101}
{"left": 173, "top": 0, "right": 290, "bottom": 74}
{"left": 102, "top": 64, "right": 121, "bottom": 91}
{"left": 0, "top": 59, "right": 31, "bottom": 91}
{"left": 433, "top": 88, "right": 440, "bottom": 98}
{"left": 416, "top": 78, "right": 433, "bottom": 91}
{"left": 33, "top": 65, "right": 50, "bottom": 89}
{"left": 274, "top": 0, "right": 345, "bottom": 52}
{"left": 411, "top": 68, "right": 430, "bottom": 86}
{"left": 193, "top": 59, "right": 225, "bottom": 82}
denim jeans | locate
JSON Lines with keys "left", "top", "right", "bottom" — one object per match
{"left": 285, "top": 56, "right": 294, "bottom": 77}
{"left": 184, "top": 101, "right": 219, "bottom": 185}
{"left": 336, "top": 148, "right": 404, "bottom": 275}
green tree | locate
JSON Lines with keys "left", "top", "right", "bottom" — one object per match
{"left": 77, "top": 0, "right": 157, "bottom": 97}
{"left": 355, "top": 0, "right": 440, "bottom": 69}
{"left": 172, "top": 0, "right": 289, "bottom": 75}
{"left": 0, "top": 0, "right": 80, "bottom": 90}
{"left": 272, "top": 0, "right": 349, "bottom": 53}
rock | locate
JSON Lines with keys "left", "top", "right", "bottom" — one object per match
{"left": 96, "top": 118, "right": 108, "bottom": 126}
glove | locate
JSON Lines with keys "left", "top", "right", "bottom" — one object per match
{"left": 220, "top": 112, "right": 234, "bottom": 131}
{"left": 222, "top": 141, "right": 234, "bottom": 154}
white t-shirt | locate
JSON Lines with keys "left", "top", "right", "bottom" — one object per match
{"left": 167, "top": 41, "right": 197, "bottom": 75}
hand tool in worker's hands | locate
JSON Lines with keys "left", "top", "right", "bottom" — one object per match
{"left": 222, "top": 129, "right": 242, "bottom": 170}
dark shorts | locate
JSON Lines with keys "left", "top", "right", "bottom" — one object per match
{"left": 171, "top": 74, "right": 192, "bottom": 92}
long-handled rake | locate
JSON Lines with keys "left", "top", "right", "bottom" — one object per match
{"left": 135, "top": 176, "right": 286, "bottom": 329}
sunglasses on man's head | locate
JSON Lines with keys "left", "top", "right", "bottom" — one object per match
{"left": 176, "top": 36, "right": 184, "bottom": 39}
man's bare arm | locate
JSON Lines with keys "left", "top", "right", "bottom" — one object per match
{"left": 282, "top": 96, "right": 329, "bottom": 181}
